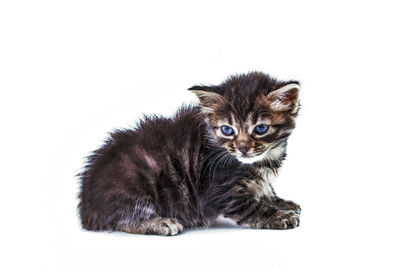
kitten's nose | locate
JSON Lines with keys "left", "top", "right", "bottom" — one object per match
{"left": 238, "top": 145, "right": 250, "bottom": 155}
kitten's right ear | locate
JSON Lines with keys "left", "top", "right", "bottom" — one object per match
{"left": 188, "top": 86, "right": 223, "bottom": 113}
{"left": 266, "top": 83, "right": 300, "bottom": 112}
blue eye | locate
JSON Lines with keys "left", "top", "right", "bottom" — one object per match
{"left": 254, "top": 124, "right": 269, "bottom": 135}
{"left": 221, "top": 125, "right": 235, "bottom": 136}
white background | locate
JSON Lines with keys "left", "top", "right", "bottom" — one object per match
{"left": 1, "top": 0, "right": 399, "bottom": 266}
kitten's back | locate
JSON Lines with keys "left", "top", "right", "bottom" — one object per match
{"left": 78, "top": 105, "right": 210, "bottom": 231}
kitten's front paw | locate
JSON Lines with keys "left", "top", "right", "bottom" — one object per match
{"left": 285, "top": 201, "right": 301, "bottom": 214}
{"left": 264, "top": 210, "right": 300, "bottom": 229}
{"left": 274, "top": 199, "right": 301, "bottom": 214}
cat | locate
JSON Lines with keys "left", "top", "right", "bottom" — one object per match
{"left": 78, "top": 71, "right": 301, "bottom": 235}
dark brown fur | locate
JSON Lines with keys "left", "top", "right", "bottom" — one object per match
{"left": 78, "top": 72, "right": 301, "bottom": 235}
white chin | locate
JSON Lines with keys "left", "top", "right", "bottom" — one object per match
{"left": 236, "top": 153, "right": 267, "bottom": 164}
{"left": 236, "top": 144, "right": 286, "bottom": 164}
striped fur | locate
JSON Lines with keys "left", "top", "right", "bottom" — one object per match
{"left": 78, "top": 72, "right": 301, "bottom": 235}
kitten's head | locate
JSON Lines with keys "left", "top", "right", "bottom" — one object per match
{"left": 189, "top": 72, "right": 300, "bottom": 164}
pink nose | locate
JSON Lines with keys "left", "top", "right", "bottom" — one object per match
{"left": 238, "top": 146, "right": 250, "bottom": 154}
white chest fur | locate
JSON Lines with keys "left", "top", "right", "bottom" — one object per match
{"left": 257, "top": 167, "right": 279, "bottom": 199}
{"left": 244, "top": 167, "right": 280, "bottom": 200}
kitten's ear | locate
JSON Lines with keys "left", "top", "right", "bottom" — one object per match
{"left": 267, "top": 83, "right": 300, "bottom": 112}
{"left": 188, "top": 86, "right": 223, "bottom": 113}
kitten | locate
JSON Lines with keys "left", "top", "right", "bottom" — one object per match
{"left": 78, "top": 72, "right": 301, "bottom": 235}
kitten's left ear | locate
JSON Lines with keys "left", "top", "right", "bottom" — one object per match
{"left": 267, "top": 83, "right": 300, "bottom": 112}
{"left": 188, "top": 85, "right": 223, "bottom": 113}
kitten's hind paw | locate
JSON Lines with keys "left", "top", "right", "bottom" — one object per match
{"left": 150, "top": 218, "right": 184, "bottom": 236}
{"left": 264, "top": 210, "right": 300, "bottom": 230}
{"left": 120, "top": 218, "right": 184, "bottom": 236}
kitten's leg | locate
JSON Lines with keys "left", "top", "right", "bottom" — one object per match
{"left": 223, "top": 180, "right": 300, "bottom": 230}
{"left": 225, "top": 197, "right": 300, "bottom": 230}
{"left": 268, "top": 184, "right": 301, "bottom": 214}
{"left": 118, "top": 217, "right": 184, "bottom": 236}
{"left": 271, "top": 196, "right": 301, "bottom": 214}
